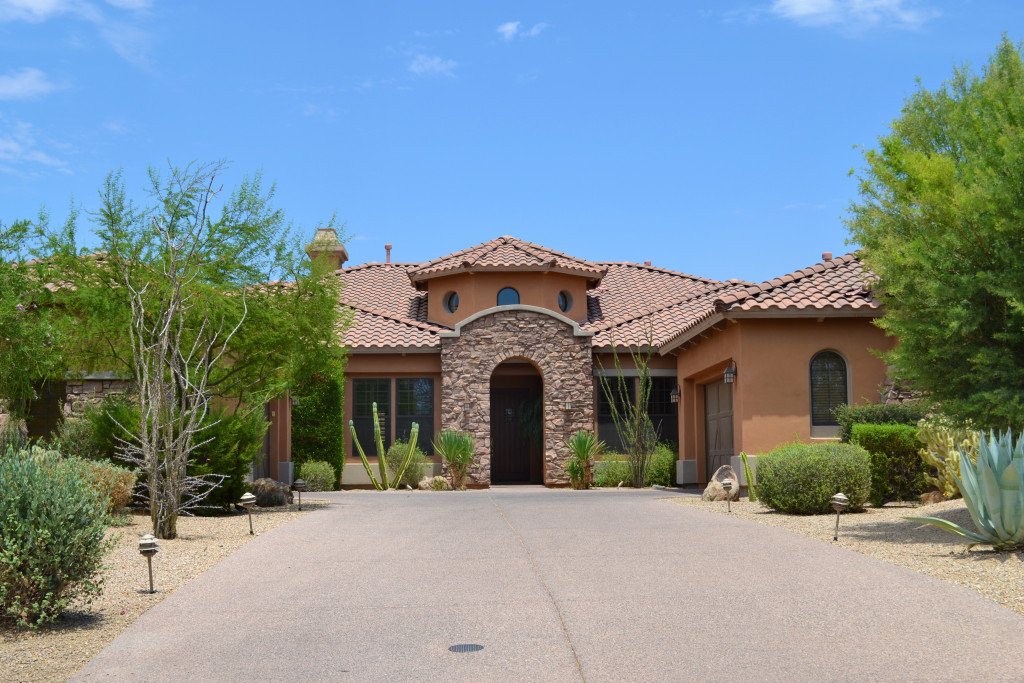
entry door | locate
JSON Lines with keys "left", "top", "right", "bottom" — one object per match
{"left": 491, "top": 388, "right": 535, "bottom": 483}
{"left": 704, "top": 380, "right": 734, "bottom": 478}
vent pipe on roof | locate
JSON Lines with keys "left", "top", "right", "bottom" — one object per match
{"left": 822, "top": 251, "right": 833, "bottom": 261}
{"left": 385, "top": 244, "right": 392, "bottom": 268}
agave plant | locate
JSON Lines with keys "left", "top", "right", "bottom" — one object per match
{"left": 434, "top": 429, "right": 475, "bottom": 490}
{"left": 565, "top": 430, "right": 604, "bottom": 490}
{"left": 907, "top": 429, "right": 1024, "bottom": 550}
{"left": 348, "top": 402, "right": 419, "bottom": 490}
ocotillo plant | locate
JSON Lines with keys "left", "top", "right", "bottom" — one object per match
{"left": 348, "top": 402, "right": 419, "bottom": 490}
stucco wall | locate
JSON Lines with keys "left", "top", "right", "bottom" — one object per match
{"left": 425, "top": 271, "right": 591, "bottom": 327}
{"left": 440, "top": 307, "right": 594, "bottom": 486}
{"left": 675, "top": 316, "right": 894, "bottom": 481}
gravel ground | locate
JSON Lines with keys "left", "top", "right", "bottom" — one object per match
{"left": 0, "top": 501, "right": 329, "bottom": 683}
{"left": 670, "top": 496, "right": 1024, "bottom": 616}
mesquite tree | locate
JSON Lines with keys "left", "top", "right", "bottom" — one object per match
{"left": 33, "top": 161, "right": 345, "bottom": 538}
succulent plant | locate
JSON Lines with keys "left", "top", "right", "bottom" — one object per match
{"left": 907, "top": 429, "right": 1024, "bottom": 550}
{"left": 348, "top": 403, "right": 418, "bottom": 490}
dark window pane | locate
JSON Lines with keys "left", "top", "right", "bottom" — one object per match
{"left": 396, "top": 378, "right": 434, "bottom": 455}
{"left": 497, "top": 287, "right": 520, "bottom": 306}
{"left": 597, "top": 377, "right": 635, "bottom": 454}
{"left": 352, "top": 378, "right": 390, "bottom": 456}
{"left": 810, "top": 352, "right": 848, "bottom": 425}
{"left": 647, "top": 377, "right": 679, "bottom": 447}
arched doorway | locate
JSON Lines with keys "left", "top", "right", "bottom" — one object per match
{"left": 490, "top": 359, "right": 543, "bottom": 484}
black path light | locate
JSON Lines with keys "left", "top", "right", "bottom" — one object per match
{"left": 240, "top": 492, "right": 257, "bottom": 535}
{"left": 292, "top": 478, "right": 306, "bottom": 511}
{"left": 138, "top": 534, "right": 159, "bottom": 594}
{"left": 831, "top": 492, "right": 850, "bottom": 541}
{"left": 722, "top": 478, "right": 734, "bottom": 513}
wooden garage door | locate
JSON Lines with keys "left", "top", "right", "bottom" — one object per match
{"left": 704, "top": 380, "right": 734, "bottom": 478}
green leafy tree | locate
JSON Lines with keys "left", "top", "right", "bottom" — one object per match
{"left": 846, "top": 36, "right": 1024, "bottom": 427}
{"left": 30, "top": 161, "right": 346, "bottom": 538}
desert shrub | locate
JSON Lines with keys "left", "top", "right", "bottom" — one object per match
{"left": 0, "top": 418, "right": 29, "bottom": 453}
{"left": 291, "top": 371, "right": 344, "bottom": 487}
{"left": 49, "top": 416, "right": 104, "bottom": 461}
{"left": 251, "top": 478, "right": 289, "bottom": 507}
{"left": 386, "top": 439, "right": 427, "bottom": 488}
{"left": 917, "top": 416, "right": 979, "bottom": 499}
{"left": 418, "top": 475, "right": 451, "bottom": 491}
{"left": 645, "top": 443, "right": 677, "bottom": 487}
{"left": 756, "top": 442, "right": 871, "bottom": 515}
{"left": 594, "top": 455, "right": 633, "bottom": 487}
{"left": 79, "top": 392, "right": 141, "bottom": 463}
{"left": 566, "top": 431, "right": 604, "bottom": 489}
{"left": 75, "top": 458, "right": 137, "bottom": 514}
{"left": 434, "top": 430, "right": 474, "bottom": 490}
{"left": 0, "top": 447, "right": 113, "bottom": 628}
{"left": 300, "top": 460, "right": 336, "bottom": 492}
{"left": 833, "top": 402, "right": 929, "bottom": 442}
{"left": 189, "top": 408, "right": 268, "bottom": 512}
{"left": 851, "top": 423, "right": 926, "bottom": 506}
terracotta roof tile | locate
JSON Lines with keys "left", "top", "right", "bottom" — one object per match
{"left": 407, "top": 236, "right": 606, "bottom": 283}
{"left": 723, "top": 253, "right": 879, "bottom": 313}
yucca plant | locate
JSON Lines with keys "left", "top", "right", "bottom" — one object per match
{"left": 566, "top": 431, "right": 604, "bottom": 490}
{"left": 907, "top": 429, "right": 1024, "bottom": 550}
{"left": 348, "top": 403, "right": 419, "bottom": 490}
{"left": 434, "top": 430, "right": 475, "bottom": 490}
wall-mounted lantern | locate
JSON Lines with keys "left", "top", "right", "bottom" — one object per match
{"left": 290, "top": 395, "right": 299, "bottom": 407}
{"left": 670, "top": 384, "right": 681, "bottom": 404}
{"left": 564, "top": 400, "right": 573, "bottom": 411}
{"left": 723, "top": 360, "right": 738, "bottom": 385}
{"left": 138, "top": 534, "right": 159, "bottom": 594}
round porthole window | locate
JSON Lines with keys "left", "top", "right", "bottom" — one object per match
{"left": 443, "top": 291, "right": 459, "bottom": 314}
{"left": 557, "top": 291, "right": 572, "bottom": 313}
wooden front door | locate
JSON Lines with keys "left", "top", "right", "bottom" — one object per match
{"left": 490, "top": 388, "right": 541, "bottom": 483}
{"left": 704, "top": 380, "right": 734, "bottom": 479}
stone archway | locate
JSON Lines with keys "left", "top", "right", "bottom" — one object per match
{"left": 440, "top": 306, "right": 595, "bottom": 486}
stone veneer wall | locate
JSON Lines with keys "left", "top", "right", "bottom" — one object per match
{"left": 440, "top": 308, "right": 594, "bottom": 486}
{"left": 63, "top": 378, "right": 133, "bottom": 417}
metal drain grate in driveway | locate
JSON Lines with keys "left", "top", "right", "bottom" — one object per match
{"left": 448, "top": 644, "right": 484, "bottom": 653}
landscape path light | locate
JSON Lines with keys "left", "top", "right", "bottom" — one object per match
{"left": 723, "top": 478, "right": 734, "bottom": 513}
{"left": 292, "top": 478, "right": 306, "bottom": 511}
{"left": 240, "top": 492, "right": 257, "bottom": 535}
{"left": 831, "top": 492, "right": 850, "bottom": 541}
{"left": 138, "top": 534, "right": 159, "bottom": 594}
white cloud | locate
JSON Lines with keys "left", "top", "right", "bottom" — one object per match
{"left": 497, "top": 20, "right": 547, "bottom": 41}
{"left": 497, "top": 20, "right": 520, "bottom": 41}
{"left": 0, "top": 67, "right": 57, "bottom": 99}
{"left": 0, "top": 119, "right": 68, "bottom": 173}
{"left": 409, "top": 54, "right": 456, "bottom": 77}
{"left": 0, "top": 0, "right": 153, "bottom": 66}
{"left": 770, "top": 0, "right": 938, "bottom": 29}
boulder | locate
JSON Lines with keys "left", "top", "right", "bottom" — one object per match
{"left": 250, "top": 478, "right": 292, "bottom": 507}
{"left": 702, "top": 465, "right": 741, "bottom": 501}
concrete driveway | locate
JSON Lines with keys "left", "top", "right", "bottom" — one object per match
{"left": 75, "top": 487, "right": 1024, "bottom": 682}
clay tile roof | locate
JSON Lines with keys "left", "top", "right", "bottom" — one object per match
{"left": 407, "top": 236, "right": 606, "bottom": 285}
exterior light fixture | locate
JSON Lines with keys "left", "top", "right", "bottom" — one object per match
{"left": 240, "top": 492, "right": 257, "bottom": 535}
{"left": 138, "top": 534, "right": 159, "bottom": 594}
{"left": 831, "top": 492, "right": 849, "bottom": 541}
{"left": 463, "top": 402, "right": 471, "bottom": 413}
{"left": 722, "top": 479, "right": 734, "bottom": 513}
{"left": 564, "top": 400, "right": 573, "bottom": 411}
{"left": 723, "top": 360, "right": 738, "bottom": 385}
{"left": 290, "top": 395, "right": 299, "bottom": 407}
{"left": 670, "top": 384, "right": 681, "bottom": 404}
{"left": 292, "top": 478, "right": 306, "bottom": 511}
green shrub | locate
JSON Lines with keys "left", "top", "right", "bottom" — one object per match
{"left": 291, "top": 371, "right": 344, "bottom": 486}
{"left": 387, "top": 439, "right": 427, "bottom": 488}
{"left": 565, "top": 431, "right": 604, "bottom": 489}
{"left": 76, "top": 458, "right": 137, "bottom": 514}
{"left": 756, "top": 442, "right": 871, "bottom": 514}
{"left": 189, "top": 408, "right": 268, "bottom": 512}
{"left": 300, "top": 460, "right": 336, "bottom": 492}
{"left": 645, "top": 443, "right": 677, "bottom": 487}
{"left": 851, "top": 423, "right": 926, "bottom": 506}
{"left": 433, "top": 430, "right": 474, "bottom": 490}
{"left": 833, "top": 402, "right": 929, "bottom": 442}
{"left": 594, "top": 455, "right": 632, "bottom": 487}
{"left": 49, "top": 416, "right": 104, "bottom": 461}
{"left": 81, "top": 392, "right": 140, "bottom": 463}
{"left": 0, "top": 447, "right": 114, "bottom": 628}
{"left": 0, "top": 418, "right": 29, "bottom": 453}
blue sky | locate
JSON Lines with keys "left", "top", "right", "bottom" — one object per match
{"left": 0, "top": 0, "right": 1020, "bottom": 282}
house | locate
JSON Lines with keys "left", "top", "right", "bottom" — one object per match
{"left": 279, "top": 231, "right": 894, "bottom": 487}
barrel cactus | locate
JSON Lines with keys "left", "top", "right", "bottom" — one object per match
{"left": 907, "top": 429, "right": 1024, "bottom": 550}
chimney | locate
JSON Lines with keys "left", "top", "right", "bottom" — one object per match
{"left": 385, "top": 244, "right": 392, "bottom": 267}
{"left": 822, "top": 251, "right": 833, "bottom": 261}
{"left": 305, "top": 227, "right": 349, "bottom": 270}
{"left": 644, "top": 260, "right": 652, "bottom": 267}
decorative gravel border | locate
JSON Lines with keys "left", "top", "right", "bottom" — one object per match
{"left": 668, "top": 497, "right": 1024, "bottom": 616}
{"left": 0, "top": 502, "right": 329, "bottom": 683}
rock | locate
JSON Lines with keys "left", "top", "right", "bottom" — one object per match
{"left": 702, "top": 465, "right": 740, "bottom": 501}
{"left": 250, "top": 478, "right": 291, "bottom": 507}
{"left": 920, "top": 490, "right": 948, "bottom": 506}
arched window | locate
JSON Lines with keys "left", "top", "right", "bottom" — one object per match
{"left": 810, "top": 351, "right": 848, "bottom": 427}
{"left": 497, "top": 287, "right": 520, "bottom": 306}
